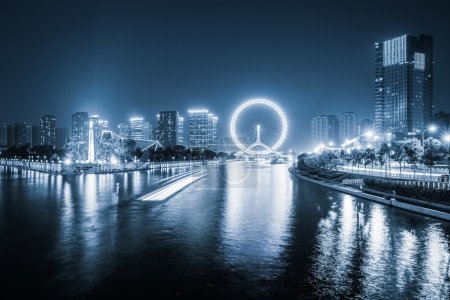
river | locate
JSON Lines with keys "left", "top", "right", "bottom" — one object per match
{"left": 0, "top": 162, "right": 449, "bottom": 298}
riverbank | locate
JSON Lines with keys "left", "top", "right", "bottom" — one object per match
{"left": 0, "top": 158, "right": 225, "bottom": 175}
{"left": 289, "top": 167, "right": 450, "bottom": 222}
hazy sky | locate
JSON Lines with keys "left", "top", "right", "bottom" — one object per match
{"left": 1, "top": 0, "right": 449, "bottom": 149}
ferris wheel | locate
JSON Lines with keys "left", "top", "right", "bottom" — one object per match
{"left": 230, "top": 98, "right": 288, "bottom": 155}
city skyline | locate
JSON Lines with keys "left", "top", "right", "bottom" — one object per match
{"left": 1, "top": 0, "right": 450, "bottom": 150}
{"left": 2, "top": 2, "right": 450, "bottom": 298}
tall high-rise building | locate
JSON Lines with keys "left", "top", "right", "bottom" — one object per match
{"left": 374, "top": 34, "right": 433, "bottom": 136}
{"left": 0, "top": 122, "right": 7, "bottom": 146}
{"left": 72, "top": 112, "right": 89, "bottom": 144}
{"left": 117, "top": 122, "right": 130, "bottom": 139}
{"left": 129, "top": 117, "right": 144, "bottom": 140}
{"left": 311, "top": 115, "right": 339, "bottom": 147}
{"left": 40, "top": 115, "right": 56, "bottom": 146}
{"left": 188, "top": 109, "right": 218, "bottom": 150}
{"left": 339, "top": 112, "right": 357, "bottom": 145}
{"left": 157, "top": 111, "right": 180, "bottom": 147}
{"left": 14, "top": 122, "right": 31, "bottom": 147}
{"left": 209, "top": 113, "right": 218, "bottom": 150}
{"left": 177, "top": 116, "right": 184, "bottom": 146}
{"left": 143, "top": 121, "right": 152, "bottom": 140}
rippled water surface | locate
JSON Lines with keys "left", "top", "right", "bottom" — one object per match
{"left": 1, "top": 162, "right": 449, "bottom": 298}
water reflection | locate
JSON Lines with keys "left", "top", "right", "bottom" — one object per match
{"left": 306, "top": 188, "right": 450, "bottom": 298}
{"left": 396, "top": 229, "right": 418, "bottom": 294}
{"left": 1, "top": 165, "right": 450, "bottom": 298}
{"left": 420, "top": 224, "right": 450, "bottom": 298}
{"left": 221, "top": 163, "right": 293, "bottom": 294}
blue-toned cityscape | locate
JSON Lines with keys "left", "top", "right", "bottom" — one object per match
{"left": 1, "top": 1, "right": 450, "bottom": 299}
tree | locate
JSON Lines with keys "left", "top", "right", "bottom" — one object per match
{"left": 203, "top": 149, "right": 217, "bottom": 160}
{"left": 133, "top": 147, "right": 143, "bottom": 159}
{"left": 421, "top": 139, "right": 443, "bottom": 180}
{"left": 377, "top": 143, "right": 390, "bottom": 177}
{"left": 403, "top": 138, "right": 422, "bottom": 179}
{"left": 350, "top": 149, "right": 364, "bottom": 173}
{"left": 363, "top": 148, "right": 376, "bottom": 174}
{"left": 123, "top": 139, "right": 137, "bottom": 161}
{"left": 390, "top": 142, "right": 407, "bottom": 176}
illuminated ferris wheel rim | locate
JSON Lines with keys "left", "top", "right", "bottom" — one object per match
{"left": 230, "top": 98, "right": 288, "bottom": 155}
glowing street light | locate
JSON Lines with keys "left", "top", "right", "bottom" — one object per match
{"left": 422, "top": 124, "right": 438, "bottom": 146}
{"left": 365, "top": 130, "right": 374, "bottom": 138}
{"left": 444, "top": 134, "right": 450, "bottom": 143}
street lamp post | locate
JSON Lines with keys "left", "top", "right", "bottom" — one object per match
{"left": 421, "top": 125, "right": 437, "bottom": 146}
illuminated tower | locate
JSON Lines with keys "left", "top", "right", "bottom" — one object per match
{"left": 40, "top": 115, "right": 56, "bottom": 146}
{"left": 72, "top": 112, "right": 89, "bottom": 144}
{"left": 374, "top": 34, "right": 433, "bottom": 137}
{"left": 157, "top": 111, "right": 183, "bottom": 147}
{"left": 88, "top": 119, "right": 95, "bottom": 163}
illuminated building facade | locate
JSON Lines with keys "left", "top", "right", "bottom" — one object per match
{"left": 374, "top": 34, "right": 433, "bottom": 137}
{"left": 188, "top": 109, "right": 218, "bottom": 150}
{"left": 339, "top": 112, "right": 357, "bottom": 145}
{"left": 311, "top": 115, "right": 339, "bottom": 147}
{"left": 40, "top": 115, "right": 56, "bottom": 146}
{"left": 157, "top": 111, "right": 183, "bottom": 147}
{"left": 72, "top": 112, "right": 89, "bottom": 144}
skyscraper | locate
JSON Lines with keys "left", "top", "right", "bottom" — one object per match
{"left": 117, "top": 122, "right": 130, "bottom": 139}
{"left": 143, "top": 121, "right": 152, "bottom": 140}
{"left": 129, "top": 117, "right": 144, "bottom": 140}
{"left": 374, "top": 34, "right": 433, "bottom": 137}
{"left": 14, "top": 122, "right": 31, "bottom": 147}
{"left": 339, "top": 112, "right": 357, "bottom": 145}
{"left": 157, "top": 111, "right": 180, "bottom": 147}
{"left": 118, "top": 118, "right": 151, "bottom": 140}
{"left": 177, "top": 116, "right": 184, "bottom": 146}
{"left": 188, "top": 109, "right": 218, "bottom": 150}
{"left": 72, "top": 112, "right": 89, "bottom": 144}
{"left": 40, "top": 115, "right": 56, "bottom": 146}
{"left": 311, "top": 115, "right": 339, "bottom": 147}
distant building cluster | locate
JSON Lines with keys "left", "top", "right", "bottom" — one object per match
{"left": 311, "top": 33, "right": 434, "bottom": 149}
{"left": 311, "top": 113, "right": 372, "bottom": 147}
{"left": 0, "top": 115, "right": 67, "bottom": 149}
{"left": 118, "top": 117, "right": 152, "bottom": 140}
{"left": 1, "top": 108, "right": 219, "bottom": 153}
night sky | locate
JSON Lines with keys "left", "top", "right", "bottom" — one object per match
{"left": 1, "top": 0, "right": 449, "bottom": 149}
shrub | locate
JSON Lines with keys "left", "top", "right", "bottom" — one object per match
{"left": 363, "top": 178, "right": 450, "bottom": 203}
